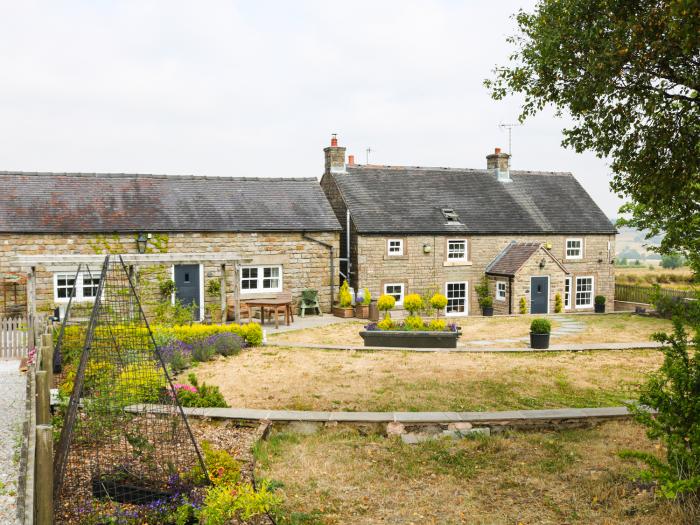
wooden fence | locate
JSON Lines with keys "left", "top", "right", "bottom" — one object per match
{"left": 1, "top": 316, "right": 28, "bottom": 358}
{"left": 615, "top": 284, "right": 694, "bottom": 305}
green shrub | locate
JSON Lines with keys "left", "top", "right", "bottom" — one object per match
{"left": 206, "top": 278, "right": 221, "bottom": 297}
{"left": 191, "top": 339, "right": 216, "bottom": 362}
{"left": 362, "top": 288, "right": 371, "bottom": 305}
{"left": 594, "top": 295, "right": 606, "bottom": 305}
{"left": 118, "top": 364, "right": 166, "bottom": 404}
{"left": 175, "top": 374, "right": 228, "bottom": 408}
{"left": 519, "top": 297, "right": 528, "bottom": 314}
{"left": 189, "top": 441, "right": 241, "bottom": 486}
{"left": 159, "top": 278, "right": 176, "bottom": 299}
{"left": 404, "top": 315, "right": 426, "bottom": 331}
{"left": 54, "top": 325, "right": 86, "bottom": 366}
{"left": 377, "top": 294, "right": 396, "bottom": 314}
{"left": 554, "top": 293, "right": 563, "bottom": 313}
{"left": 428, "top": 319, "right": 447, "bottom": 331}
{"left": 377, "top": 317, "right": 394, "bottom": 330}
{"left": 403, "top": 294, "right": 423, "bottom": 315}
{"left": 211, "top": 333, "right": 244, "bottom": 357}
{"left": 480, "top": 296, "right": 493, "bottom": 309}
{"left": 621, "top": 317, "right": 700, "bottom": 502}
{"left": 154, "top": 299, "right": 196, "bottom": 326}
{"left": 199, "top": 480, "right": 280, "bottom": 524}
{"left": 338, "top": 280, "right": 352, "bottom": 308}
{"left": 530, "top": 319, "right": 551, "bottom": 334}
{"left": 429, "top": 293, "right": 448, "bottom": 313}
{"left": 475, "top": 277, "right": 491, "bottom": 309}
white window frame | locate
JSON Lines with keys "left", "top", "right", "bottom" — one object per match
{"left": 53, "top": 271, "right": 102, "bottom": 302}
{"left": 496, "top": 281, "right": 507, "bottom": 301}
{"left": 575, "top": 275, "right": 594, "bottom": 308}
{"left": 383, "top": 283, "right": 405, "bottom": 306}
{"left": 565, "top": 238, "right": 583, "bottom": 260}
{"left": 447, "top": 239, "right": 468, "bottom": 261}
{"left": 564, "top": 276, "right": 572, "bottom": 310}
{"left": 445, "top": 281, "right": 468, "bottom": 316}
{"left": 387, "top": 239, "right": 404, "bottom": 256}
{"left": 239, "top": 265, "right": 283, "bottom": 294}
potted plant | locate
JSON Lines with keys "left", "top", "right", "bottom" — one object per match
{"left": 475, "top": 277, "right": 494, "bottom": 316}
{"left": 554, "top": 293, "right": 563, "bottom": 313}
{"left": 530, "top": 318, "right": 551, "bottom": 349}
{"left": 594, "top": 295, "right": 606, "bottom": 313}
{"left": 377, "top": 293, "right": 396, "bottom": 320}
{"left": 332, "top": 280, "right": 354, "bottom": 318}
{"left": 354, "top": 288, "right": 371, "bottom": 318}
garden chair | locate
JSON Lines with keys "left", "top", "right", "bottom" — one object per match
{"left": 299, "top": 289, "right": 321, "bottom": 317}
{"left": 226, "top": 296, "right": 251, "bottom": 322}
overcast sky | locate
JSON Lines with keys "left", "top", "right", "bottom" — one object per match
{"left": 0, "top": 1, "right": 624, "bottom": 217}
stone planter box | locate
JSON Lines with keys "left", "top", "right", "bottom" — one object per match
{"left": 360, "top": 330, "right": 460, "bottom": 348}
{"left": 332, "top": 306, "right": 354, "bottom": 318}
{"left": 354, "top": 304, "right": 369, "bottom": 319}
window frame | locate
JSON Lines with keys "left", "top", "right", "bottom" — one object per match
{"left": 53, "top": 271, "right": 102, "bottom": 303}
{"left": 446, "top": 239, "right": 468, "bottom": 261}
{"left": 445, "top": 281, "right": 468, "bottom": 316}
{"left": 383, "top": 282, "right": 405, "bottom": 306}
{"left": 575, "top": 275, "right": 594, "bottom": 308}
{"left": 496, "top": 281, "right": 507, "bottom": 301}
{"left": 564, "top": 276, "right": 572, "bottom": 310}
{"left": 565, "top": 238, "right": 583, "bottom": 260}
{"left": 239, "top": 264, "right": 283, "bottom": 293}
{"left": 387, "top": 239, "right": 404, "bottom": 256}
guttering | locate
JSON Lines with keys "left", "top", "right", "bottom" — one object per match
{"left": 302, "top": 233, "right": 336, "bottom": 309}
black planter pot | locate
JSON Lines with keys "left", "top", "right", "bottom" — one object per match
{"left": 530, "top": 332, "right": 550, "bottom": 349}
{"left": 594, "top": 303, "right": 606, "bottom": 313}
{"left": 360, "top": 330, "right": 460, "bottom": 348}
{"left": 482, "top": 306, "right": 494, "bottom": 317}
{"left": 92, "top": 475, "right": 171, "bottom": 504}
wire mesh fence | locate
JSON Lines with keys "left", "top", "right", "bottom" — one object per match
{"left": 53, "top": 255, "right": 208, "bottom": 523}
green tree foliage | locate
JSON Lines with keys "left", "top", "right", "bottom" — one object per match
{"left": 661, "top": 252, "right": 686, "bottom": 269}
{"left": 486, "top": 0, "right": 700, "bottom": 272}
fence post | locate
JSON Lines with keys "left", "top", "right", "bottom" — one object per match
{"left": 36, "top": 371, "right": 50, "bottom": 426}
{"left": 35, "top": 424, "right": 53, "bottom": 525}
{"left": 41, "top": 332, "right": 54, "bottom": 387}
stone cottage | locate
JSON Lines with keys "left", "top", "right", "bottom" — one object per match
{"left": 320, "top": 138, "right": 616, "bottom": 316}
{"left": 0, "top": 172, "right": 340, "bottom": 319}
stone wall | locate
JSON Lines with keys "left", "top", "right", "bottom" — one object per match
{"left": 355, "top": 233, "right": 615, "bottom": 315}
{"left": 0, "top": 231, "right": 339, "bottom": 317}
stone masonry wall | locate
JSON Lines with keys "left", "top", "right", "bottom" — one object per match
{"left": 356, "top": 233, "right": 615, "bottom": 315}
{"left": 0, "top": 231, "right": 339, "bottom": 317}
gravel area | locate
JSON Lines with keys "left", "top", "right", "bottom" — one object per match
{"left": 0, "top": 360, "right": 25, "bottom": 525}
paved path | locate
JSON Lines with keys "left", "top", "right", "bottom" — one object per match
{"left": 0, "top": 360, "right": 25, "bottom": 525}
{"left": 465, "top": 314, "right": 586, "bottom": 346}
{"left": 265, "top": 340, "right": 663, "bottom": 353}
{"left": 130, "top": 404, "right": 635, "bottom": 425}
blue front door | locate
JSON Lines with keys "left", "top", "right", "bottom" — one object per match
{"left": 530, "top": 276, "right": 549, "bottom": 314}
{"left": 174, "top": 264, "right": 200, "bottom": 320}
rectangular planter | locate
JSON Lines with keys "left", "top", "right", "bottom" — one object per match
{"left": 354, "top": 305, "right": 369, "bottom": 319}
{"left": 332, "top": 306, "right": 354, "bottom": 318}
{"left": 360, "top": 330, "right": 460, "bottom": 348}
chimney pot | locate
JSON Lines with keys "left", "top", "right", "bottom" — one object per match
{"left": 348, "top": 155, "right": 355, "bottom": 166}
{"left": 495, "top": 147, "right": 501, "bottom": 154}
{"left": 331, "top": 133, "right": 338, "bottom": 147}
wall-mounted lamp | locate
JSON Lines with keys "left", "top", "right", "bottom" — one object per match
{"left": 539, "top": 258, "right": 546, "bottom": 269}
{"left": 423, "top": 244, "right": 433, "bottom": 254}
{"left": 544, "top": 242, "right": 552, "bottom": 250}
{"left": 136, "top": 233, "right": 149, "bottom": 254}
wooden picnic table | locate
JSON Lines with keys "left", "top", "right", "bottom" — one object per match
{"left": 243, "top": 298, "right": 294, "bottom": 328}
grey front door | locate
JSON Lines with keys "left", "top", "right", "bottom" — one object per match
{"left": 174, "top": 264, "right": 200, "bottom": 320}
{"left": 530, "top": 276, "right": 549, "bottom": 314}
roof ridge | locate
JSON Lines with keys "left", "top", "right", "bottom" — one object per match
{"left": 346, "top": 165, "right": 572, "bottom": 176}
{"left": 0, "top": 171, "right": 318, "bottom": 182}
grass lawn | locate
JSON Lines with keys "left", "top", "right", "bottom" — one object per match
{"left": 191, "top": 347, "right": 662, "bottom": 412}
{"left": 616, "top": 265, "right": 697, "bottom": 290}
{"left": 256, "top": 421, "right": 683, "bottom": 525}
{"left": 268, "top": 313, "right": 673, "bottom": 348}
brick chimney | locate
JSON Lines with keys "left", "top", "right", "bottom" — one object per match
{"left": 324, "top": 133, "right": 347, "bottom": 175}
{"left": 486, "top": 147, "right": 511, "bottom": 182}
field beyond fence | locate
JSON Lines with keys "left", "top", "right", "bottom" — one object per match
{"left": 615, "top": 283, "right": 695, "bottom": 304}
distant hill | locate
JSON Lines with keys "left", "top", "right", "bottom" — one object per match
{"left": 614, "top": 223, "right": 664, "bottom": 260}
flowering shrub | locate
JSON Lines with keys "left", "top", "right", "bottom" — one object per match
{"left": 365, "top": 319, "right": 458, "bottom": 332}
{"left": 173, "top": 373, "right": 228, "bottom": 408}
{"left": 377, "top": 318, "right": 394, "bottom": 330}
{"left": 429, "top": 319, "right": 447, "bottom": 331}
{"left": 159, "top": 340, "right": 193, "bottom": 373}
{"left": 404, "top": 315, "right": 426, "bottom": 331}
{"left": 210, "top": 332, "right": 246, "bottom": 357}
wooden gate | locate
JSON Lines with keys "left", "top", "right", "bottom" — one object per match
{"left": 0, "top": 316, "right": 28, "bottom": 358}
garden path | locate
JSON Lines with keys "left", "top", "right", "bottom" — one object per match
{"left": 0, "top": 360, "right": 24, "bottom": 525}
{"left": 465, "top": 315, "right": 585, "bottom": 346}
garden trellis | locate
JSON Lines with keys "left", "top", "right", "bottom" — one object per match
{"left": 53, "top": 254, "right": 208, "bottom": 521}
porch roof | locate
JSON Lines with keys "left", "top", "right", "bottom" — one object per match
{"left": 485, "top": 242, "right": 569, "bottom": 277}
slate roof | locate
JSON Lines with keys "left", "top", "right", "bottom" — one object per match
{"left": 0, "top": 172, "right": 341, "bottom": 233}
{"left": 485, "top": 241, "right": 569, "bottom": 277}
{"left": 332, "top": 165, "right": 616, "bottom": 235}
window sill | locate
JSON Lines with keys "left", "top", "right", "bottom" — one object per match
{"left": 443, "top": 260, "right": 472, "bottom": 267}
{"left": 383, "top": 255, "right": 408, "bottom": 261}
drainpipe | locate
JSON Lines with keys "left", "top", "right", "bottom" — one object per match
{"left": 303, "top": 233, "right": 336, "bottom": 310}
{"left": 508, "top": 276, "right": 514, "bottom": 315}
{"left": 345, "top": 209, "right": 351, "bottom": 284}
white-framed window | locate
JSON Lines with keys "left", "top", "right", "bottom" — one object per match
{"left": 387, "top": 239, "right": 404, "bottom": 256}
{"left": 240, "top": 265, "right": 282, "bottom": 292}
{"left": 445, "top": 281, "right": 468, "bottom": 316}
{"left": 566, "top": 238, "right": 583, "bottom": 259}
{"left": 564, "top": 276, "right": 572, "bottom": 309}
{"left": 496, "top": 281, "right": 507, "bottom": 301}
{"left": 54, "top": 272, "right": 101, "bottom": 302}
{"left": 447, "top": 239, "right": 467, "bottom": 261}
{"left": 384, "top": 283, "right": 405, "bottom": 305}
{"left": 575, "top": 276, "right": 594, "bottom": 307}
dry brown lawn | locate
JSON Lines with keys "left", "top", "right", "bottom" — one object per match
{"left": 257, "top": 421, "right": 686, "bottom": 525}
{"left": 616, "top": 265, "right": 697, "bottom": 290}
{"left": 190, "top": 348, "right": 662, "bottom": 412}
{"left": 268, "top": 313, "right": 673, "bottom": 348}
